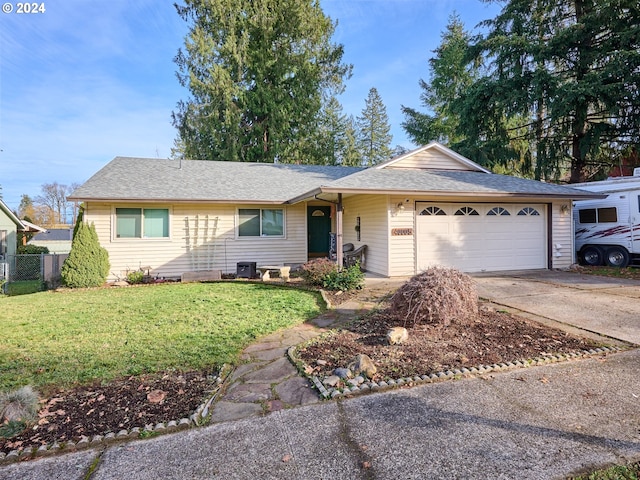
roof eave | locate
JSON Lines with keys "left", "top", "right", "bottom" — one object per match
{"left": 315, "top": 187, "right": 606, "bottom": 200}
{"left": 69, "top": 197, "right": 287, "bottom": 205}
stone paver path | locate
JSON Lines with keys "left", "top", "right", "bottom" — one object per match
{"left": 209, "top": 280, "right": 405, "bottom": 423}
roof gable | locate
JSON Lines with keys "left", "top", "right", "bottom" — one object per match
{"left": 0, "top": 199, "right": 25, "bottom": 229}
{"left": 377, "top": 142, "right": 491, "bottom": 173}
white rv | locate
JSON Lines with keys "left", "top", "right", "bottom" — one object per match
{"left": 573, "top": 172, "right": 640, "bottom": 267}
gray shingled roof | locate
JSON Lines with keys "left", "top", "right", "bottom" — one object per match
{"left": 69, "top": 157, "right": 365, "bottom": 203}
{"left": 32, "top": 229, "right": 73, "bottom": 241}
{"left": 70, "top": 156, "right": 600, "bottom": 203}
{"left": 321, "top": 168, "right": 599, "bottom": 198}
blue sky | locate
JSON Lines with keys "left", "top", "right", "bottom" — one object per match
{"left": 0, "top": 0, "right": 500, "bottom": 213}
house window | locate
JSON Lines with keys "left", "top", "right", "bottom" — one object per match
{"left": 239, "top": 208, "right": 284, "bottom": 237}
{"left": 116, "top": 208, "right": 169, "bottom": 238}
{"left": 419, "top": 206, "right": 446, "bottom": 216}
{"left": 578, "top": 207, "right": 617, "bottom": 224}
{"left": 0, "top": 230, "right": 6, "bottom": 255}
{"left": 487, "top": 207, "right": 510, "bottom": 216}
{"left": 454, "top": 207, "right": 479, "bottom": 216}
{"left": 517, "top": 207, "right": 540, "bottom": 216}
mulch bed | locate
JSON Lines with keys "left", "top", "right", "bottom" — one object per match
{"left": 1, "top": 369, "right": 219, "bottom": 456}
{"left": 295, "top": 302, "right": 606, "bottom": 381}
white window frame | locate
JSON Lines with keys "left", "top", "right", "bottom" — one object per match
{"left": 113, "top": 206, "right": 172, "bottom": 240}
{"left": 237, "top": 207, "right": 286, "bottom": 238}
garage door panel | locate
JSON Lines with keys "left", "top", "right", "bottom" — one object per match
{"left": 416, "top": 203, "right": 546, "bottom": 273}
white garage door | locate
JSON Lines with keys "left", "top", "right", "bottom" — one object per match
{"left": 416, "top": 203, "right": 547, "bottom": 273}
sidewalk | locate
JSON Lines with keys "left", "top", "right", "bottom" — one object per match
{"left": 2, "top": 349, "right": 639, "bottom": 480}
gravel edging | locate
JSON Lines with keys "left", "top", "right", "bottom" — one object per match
{"left": 0, "top": 365, "right": 233, "bottom": 465}
{"left": 287, "top": 345, "right": 631, "bottom": 400}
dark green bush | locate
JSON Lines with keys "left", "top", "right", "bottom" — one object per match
{"left": 322, "top": 263, "right": 364, "bottom": 291}
{"left": 61, "top": 221, "right": 110, "bottom": 288}
{"left": 17, "top": 245, "right": 49, "bottom": 254}
{"left": 300, "top": 257, "right": 338, "bottom": 286}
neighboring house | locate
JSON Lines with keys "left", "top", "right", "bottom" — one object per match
{"left": 69, "top": 142, "right": 601, "bottom": 280}
{"left": 28, "top": 228, "right": 73, "bottom": 254}
{"left": 0, "top": 198, "right": 26, "bottom": 261}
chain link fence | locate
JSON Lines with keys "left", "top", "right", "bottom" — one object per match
{"left": 1, "top": 254, "right": 68, "bottom": 293}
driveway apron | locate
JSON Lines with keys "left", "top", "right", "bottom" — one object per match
{"left": 474, "top": 270, "right": 640, "bottom": 345}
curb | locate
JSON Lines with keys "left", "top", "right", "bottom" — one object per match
{"left": 288, "top": 344, "right": 631, "bottom": 400}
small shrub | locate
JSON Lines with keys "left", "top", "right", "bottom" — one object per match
{"left": 390, "top": 266, "right": 478, "bottom": 327}
{"left": 61, "top": 221, "right": 110, "bottom": 288}
{"left": 300, "top": 257, "right": 338, "bottom": 286}
{"left": 0, "top": 385, "right": 40, "bottom": 426}
{"left": 323, "top": 263, "right": 364, "bottom": 291}
{"left": 126, "top": 269, "right": 145, "bottom": 284}
{"left": 17, "top": 245, "right": 49, "bottom": 254}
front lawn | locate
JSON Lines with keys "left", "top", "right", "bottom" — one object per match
{"left": 0, "top": 282, "right": 323, "bottom": 392}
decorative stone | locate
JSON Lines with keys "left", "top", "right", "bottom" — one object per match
{"left": 349, "top": 354, "right": 377, "bottom": 378}
{"left": 386, "top": 326, "right": 409, "bottom": 345}
{"left": 323, "top": 375, "right": 340, "bottom": 387}
{"left": 333, "top": 367, "right": 353, "bottom": 379}
{"left": 316, "top": 359, "right": 327, "bottom": 366}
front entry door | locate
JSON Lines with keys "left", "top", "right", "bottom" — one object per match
{"left": 307, "top": 206, "right": 331, "bottom": 257}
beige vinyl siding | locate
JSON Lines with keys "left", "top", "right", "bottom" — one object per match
{"left": 551, "top": 201, "right": 574, "bottom": 269}
{"left": 0, "top": 212, "right": 18, "bottom": 258}
{"left": 388, "top": 196, "right": 417, "bottom": 276}
{"left": 342, "top": 195, "right": 389, "bottom": 276}
{"left": 387, "top": 150, "right": 469, "bottom": 171}
{"left": 85, "top": 202, "right": 308, "bottom": 280}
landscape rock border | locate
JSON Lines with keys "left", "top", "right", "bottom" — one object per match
{"left": 0, "top": 365, "right": 232, "bottom": 465}
{"left": 288, "top": 345, "right": 630, "bottom": 400}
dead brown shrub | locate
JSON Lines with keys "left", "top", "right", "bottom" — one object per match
{"left": 390, "top": 266, "right": 478, "bottom": 327}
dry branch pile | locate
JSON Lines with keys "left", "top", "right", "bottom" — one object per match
{"left": 390, "top": 266, "right": 478, "bottom": 327}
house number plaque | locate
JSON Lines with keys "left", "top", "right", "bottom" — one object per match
{"left": 391, "top": 228, "right": 413, "bottom": 236}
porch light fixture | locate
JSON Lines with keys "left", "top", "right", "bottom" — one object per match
{"left": 396, "top": 202, "right": 405, "bottom": 212}
{"left": 560, "top": 204, "right": 570, "bottom": 215}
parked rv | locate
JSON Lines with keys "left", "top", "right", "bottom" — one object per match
{"left": 573, "top": 174, "right": 640, "bottom": 267}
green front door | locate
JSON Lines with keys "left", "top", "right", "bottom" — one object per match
{"left": 307, "top": 206, "right": 331, "bottom": 257}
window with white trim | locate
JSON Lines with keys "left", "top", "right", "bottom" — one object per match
{"left": 419, "top": 206, "right": 446, "bottom": 216}
{"left": 517, "top": 207, "right": 540, "bottom": 216}
{"left": 116, "top": 208, "right": 169, "bottom": 238}
{"left": 454, "top": 206, "right": 479, "bottom": 216}
{"left": 487, "top": 207, "right": 510, "bottom": 216}
{"left": 239, "top": 208, "right": 284, "bottom": 237}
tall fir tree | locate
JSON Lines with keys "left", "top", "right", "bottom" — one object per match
{"left": 356, "top": 87, "right": 393, "bottom": 166}
{"left": 308, "top": 96, "right": 363, "bottom": 166}
{"left": 461, "top": 0, "right": 640, "bottom": 182}
{"left": 172, "top": 0, "right": 352, "bottom": 164}
{"left": 401, "top": 14, "right": 478, "bottom": 147}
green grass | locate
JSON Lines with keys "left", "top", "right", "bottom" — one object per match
{"left": 569, "top": 461, "right": 640, "bottom": 479}
{"left": 0, "top": 282, "right": 323, "bottom": 392}
{"left": 4, "top": 280, "right": 44, "bottom": 296}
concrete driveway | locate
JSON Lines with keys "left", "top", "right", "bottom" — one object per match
{"left": 473, "top": 270, "right": 640, "bottom": 346}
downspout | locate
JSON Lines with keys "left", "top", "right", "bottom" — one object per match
{"left": 336, "top": 193, "right": 343, "bottom": 269}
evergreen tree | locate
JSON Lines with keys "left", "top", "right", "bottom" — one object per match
{"left": 462, "top": 0, "right": 640, "bottom": 182}
{"left": 401, "top": 14, "right": 478, "bottom": 147}
{"left": 356, "top": 87, "right": 393, "bottom": 166}
{"left": 172, "top": 0, "right": 352, "bottom": 164}
{"left": 61, "top": 220, "right": 109, "bottom": 288}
